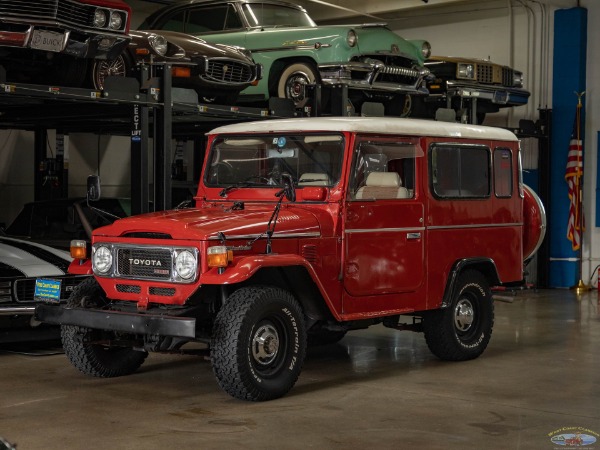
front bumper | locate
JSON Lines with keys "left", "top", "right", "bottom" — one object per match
{"left": 441, "top": 81, "right": 530, "bottom": 106}
{"left": 0, "top": 24, "right": 129, "bottom": 59}
{"left": 35, "top": 303, "right": 197, "bottom": 338}
{"left": 319, "top": 61, "right": 429, "bottom": 95}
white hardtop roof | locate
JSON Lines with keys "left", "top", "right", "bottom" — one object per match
{"left": 208, "top": 117, "right": 519, "bottom": 142}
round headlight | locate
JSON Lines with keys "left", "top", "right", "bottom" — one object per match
{"left": 421, "top": 41, "right": 432, "bottom": 59}
{"left": 93, "top": 245, "right": 113, "bottom": 275}
{"left": 109, "top": 11, "right": 123, "bottom": 30}
{"left": 149, "top": 34, "right": 168, "bottom": 56}
{"left": 175, "top": 250, "right": 196, "bottom": 280}
{"left": 346, "top": 30, "right": 357, "bottom": 47}
{"left": 93, "top": 9, "right": 107, "bottom": 28}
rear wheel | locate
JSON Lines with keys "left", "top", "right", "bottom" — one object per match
{"left": 423, "top": 270, "right": 494, "bottom": 361}
{"left": 61, "top": 278, "right": 148, "bottom": 377}
{"left": 211, "top": 286, "right": 306, "bottom": 401}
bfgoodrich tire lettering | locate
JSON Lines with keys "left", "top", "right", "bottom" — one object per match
{"left": 423, "top": 270, "right": 494, "bottom": 361}
{"left": 60, "top": 278, "right": 148, "bottom": 377}
{"left": 211, "top": 286, "right": 307, "bottom": 401}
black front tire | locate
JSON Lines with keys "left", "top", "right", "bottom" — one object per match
{"left": 61, "top": 278, "right": 148, "bottom": 378}
{"left": 276, "top": 62, "right": 318, "bottom": 106}
{"left": 423, "top": 270, "right": 494, "bottom": 361}
{"left": 211, "top": 286, "right": 307, "bottom": 401}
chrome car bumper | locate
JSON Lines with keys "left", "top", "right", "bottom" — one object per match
{"left": 0, "top": 24, "right": 129, "bottom": 59}
{"left": 444, "top": 81, "right": 531, "bottom": 106}
{"left": 0, "top": 306, "right": 35, "bottom": 315}
{"left": 319, "top": 61, "right": 429, "bottom": 94}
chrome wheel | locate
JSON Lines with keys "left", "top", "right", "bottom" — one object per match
{"left": 252, "top": 323, "right": 280, "bottom": 366}
{"left": 277, "top": 62, "right": 318, "bottom": 105}
{"left": 92, "top": 55, "right": 127, "bottom": 90}
{"left": 454, "top": 298, "right": 475, "bottom": 333}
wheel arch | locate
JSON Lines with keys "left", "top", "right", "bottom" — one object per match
{"left": 441, "top": 258, "right": 500, "bottom": 308}
{"left": 232, "top": 265, "right": 338, "bottom": 323}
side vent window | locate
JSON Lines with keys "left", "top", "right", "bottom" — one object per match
{"left": 494, "top": 147, "right": 513, "bottom": 198}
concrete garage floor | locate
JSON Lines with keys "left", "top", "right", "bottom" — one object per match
{"left": 0, "top": 289, "right": 599, "bottom": 450}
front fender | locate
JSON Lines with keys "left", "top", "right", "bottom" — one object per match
{"left": 68, "top": 259, "right": 93, "bottom": 275}
{"left": 200, "top": 253, "right": 341, "bottom": 321}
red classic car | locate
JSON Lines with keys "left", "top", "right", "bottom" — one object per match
{"left": 0, "top": 0, "right": 131, "bottom": 86}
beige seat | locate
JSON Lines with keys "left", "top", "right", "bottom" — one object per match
{"left": 299, "top": 173, "right": 330, "bottom": 186}
{"left": 355, "top": 172, "right": 410, "bottom": 199}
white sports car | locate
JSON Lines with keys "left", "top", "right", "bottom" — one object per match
{"left": 0, "top": 233, "right": 87, "bottom": 341}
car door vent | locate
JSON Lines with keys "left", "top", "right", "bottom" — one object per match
{"left": 122, "top": 232, "right": 172, "bottom": 239}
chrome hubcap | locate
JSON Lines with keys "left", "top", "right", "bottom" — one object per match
{"left": 252, "top": 324, "right": 279, "bottom": 366}
{"left": 454, "top": 298, "right": 474, "bottom": 332}
{"left": 285, "top": 72, "right": 311, "bottom": 102}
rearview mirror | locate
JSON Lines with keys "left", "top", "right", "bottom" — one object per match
{"left": 87, "top": 175, "right": 101, "bottom": 202}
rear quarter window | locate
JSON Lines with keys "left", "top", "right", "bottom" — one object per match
{"left": 430, "top": 144, "right": 490, "bottom": 199}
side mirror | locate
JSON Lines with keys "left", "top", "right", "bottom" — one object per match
{"left": 87, "top": 175, "right": 101, "bottom": 202}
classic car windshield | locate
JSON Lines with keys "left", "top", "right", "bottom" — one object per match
{"left": 242, "top": 3, "right": 316, "bottom": 28}
{"left": 205, "top": 134, "right": 344, "bottom": 189}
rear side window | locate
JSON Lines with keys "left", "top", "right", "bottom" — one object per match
{"left": 430, "top": 144, "right": 490, "bottom": 198}
{"left": 494, "top": 147, "right": 513, "bottom": 198}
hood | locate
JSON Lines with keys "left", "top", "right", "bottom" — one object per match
{"left": 0, "top": 236, "right": 71, "bottom": 278}
{"left": 93, "top": 204, "right": 321, "bottom": 241}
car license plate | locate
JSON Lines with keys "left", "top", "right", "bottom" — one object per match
{"left": 30, "top": 29, "right": 65, "bottom": 53}
{"left": 34, "top": 278, "right": 62, "bottom": 303}
{"left": 493, "top": 91, "right": 509, "bottom": 104}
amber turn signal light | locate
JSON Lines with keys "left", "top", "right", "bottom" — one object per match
{"left": 70, "top": 240, "right": 87, "bottom": 259}
{"left": 207, "top": 246, "right": 233, "bottom": 268}
{"left": 172, "top": 67, "right": 191, "bottom": 78}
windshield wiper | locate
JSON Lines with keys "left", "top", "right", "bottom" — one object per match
{"left": 219, "top": 182, "right": 253, "bottom": 197}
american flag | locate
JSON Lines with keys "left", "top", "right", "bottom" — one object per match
{"left": 565, "top": 109, "right": 583, "bottom": 251}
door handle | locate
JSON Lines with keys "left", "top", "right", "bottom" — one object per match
{"left": 407, "top": 232, "right": 421, "bottom": 240}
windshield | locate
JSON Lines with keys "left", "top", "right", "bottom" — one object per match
{"left": 205, "top": 134, "right": 345, "bottom": 190}
{"left": 242, "top": 3, "right": 316, "bottom": 28}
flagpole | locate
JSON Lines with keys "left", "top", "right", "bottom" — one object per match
{"left": 572, "top": 91, "right": 589, "bottom": 294}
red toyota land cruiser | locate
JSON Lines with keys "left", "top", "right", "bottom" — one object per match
{"left": 35, "top": 117, "right": 546, "bottom": 401}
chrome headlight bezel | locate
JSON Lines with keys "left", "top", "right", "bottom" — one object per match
{"left": 513, "top": 70, "right": 524, "bottom": 88}
{"left": 93, "top": 9, "right": 108, "bottom": 28}
{"left": 109, "top": 11, "right": 123, "bottom": 31}
{"left": 174, "top": 250, "right": 197, "bottom": 280}
{"left": 457, "top": 63, "right": 476, "bottom": 80}
{"left": 149, "top": 34, "right": 168, "bottom": 56}
{"left": 346, "top": 30, "right": 357, "bottom": 48}
{"left": 421, "top": 41, "right": 432, "bottom": 59}
{"left": 92, "top": 245, "right": 113, "bottom": 275}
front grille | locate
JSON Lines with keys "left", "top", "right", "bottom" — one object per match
{"left": 0, "top": 281, "right": 11, "bottom": 303}
{"left": 204, "top": 59, "right": 254, "bottom": 84}
{"left": 116, "top": 284, "right": 141, "bottom": 294}
{"left": 149, "top": 287, "right": 175, "bottom": 297}
{"left": 362, "top": 55, "right": 421, "bottom": 85}
{"left": 476, "top": 63, "right": 511, "bottom": 86}
{"left": 117, "top": 248, "right": 172, "bottom": 280}
{"left": 14, "top": 276, "right": 84, "bottom": 303}
{"left": 0, "top": 0, "right": 126, "bottom": 33}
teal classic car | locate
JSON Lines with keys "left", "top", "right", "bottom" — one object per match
{"left": 140, "top": 0, "right": 431, "bottom": 110}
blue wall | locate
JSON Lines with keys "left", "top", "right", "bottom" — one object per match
{"left": 549, "top": 7, "right": 587, "bottom": 287}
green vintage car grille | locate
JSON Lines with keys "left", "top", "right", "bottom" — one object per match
{"left": 204, "top": 59, "right": 254, "bottom": 84}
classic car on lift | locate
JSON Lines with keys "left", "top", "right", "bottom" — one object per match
{"left": 0, "top": 0, "right": 131, "bottom": 87}
{"left": 139, "top": 0, "right": 431, "bottom": 110}
{"left": 409, "top": 56, "right": 530, "bottom": 123}
{"left": 90, "top": 29, "right": 262, "bottom": 104}
{"left": 0, "top": 232, "right": 87, "bottom": 342}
